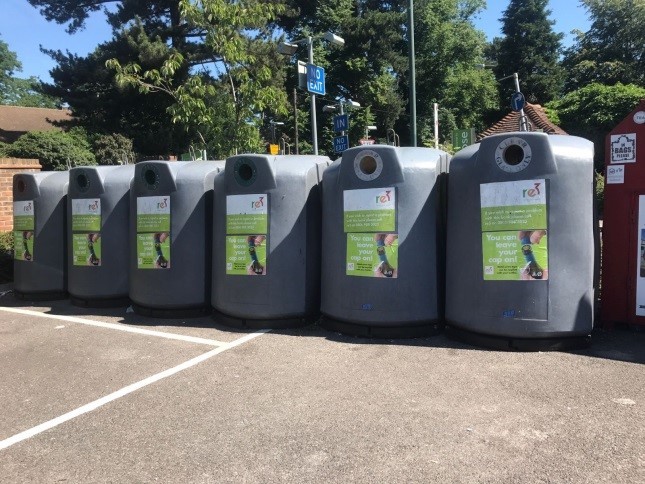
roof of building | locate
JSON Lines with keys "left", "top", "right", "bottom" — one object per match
{"left": 477, "top": 103, "right": 567, "bottom": 141}
{"left": 0, "top": 105, "right": 72, "bottom": 143}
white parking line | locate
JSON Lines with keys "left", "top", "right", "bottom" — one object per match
{"left": 0, "top": 329, "right": 269, "bottom": 451}
{"left": 0, "top": 306, "right": 226, "bottom": 347}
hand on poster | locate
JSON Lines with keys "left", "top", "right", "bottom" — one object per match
{"left": 22, "top": 231, "right": 33, "bottom": 261}
{"left": 247, "top": 235, "right": 266, "bottom": 275}
{"left": 86, "top": 233, "right": 101, "bottom": 266}
{"left": 374, "top": 233, "right": 398, "bottom": 278}
{"left": 518, "top": 230, "right": 548, "bottom": 280}
{"left": 154, "top": 232, "right": 170, "bottom": 268}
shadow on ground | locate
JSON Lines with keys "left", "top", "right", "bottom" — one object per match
{"left": 2, "top": 289, "right": 644, "bottom": 365}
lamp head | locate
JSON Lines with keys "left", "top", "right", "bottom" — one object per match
{"left": 277, "top": 42, "right": 299, "bottom": 56}
{"left": 323, "top": 32, "right": 345, "bottom": 47}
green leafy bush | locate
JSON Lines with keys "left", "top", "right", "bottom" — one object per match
{"left": 6, "top": 130, "right": 96, "bottom": 171}
{"left": 0, "top": 231, "right": 13, "bottom": 283}
{"left": 0, "top": 140, "right": 8, "bottom": 157}
{"left": 92, "top": 133, "right": 136, "bottom": 165}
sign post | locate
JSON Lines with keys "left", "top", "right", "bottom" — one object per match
{"left": 452, "top": 128, "right": 476, "bottom": 151}
{"left": 306, "top": 64, "right": 325, "bottom": 96}
{"left": 334, "top": 135, "right": 349, "bottom": 153}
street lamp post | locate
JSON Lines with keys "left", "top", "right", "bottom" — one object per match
{"left": 278, "top": 32, "right": 345, "bottom": 155}
{"left": 476, "top": 63, "right": 529, "bottom": 132}
{"left": 497, "top": 72, "right": 529, "bottom": 132}
{"left": 323, "top": 100, "right": 360, "bottom": 139}
{"left": 269, "top": 120, "right": 284, "bottom": 144}
{"left": 408, "top": 0, "right": 417, "bottom": 147}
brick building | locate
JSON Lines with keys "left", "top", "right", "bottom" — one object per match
{"left": 0, "top": 105, "right": 69, "bottom": 231}
{"left": 477, "top": 103, "right": 567, "bottom": 140}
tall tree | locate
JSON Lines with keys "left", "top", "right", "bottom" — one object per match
{"left": 0, "top": 39, "right": 59, "bottom": 108}
{"left": 491, "top": 0, "right": 564, "bottom": 105}
{"left": 108, "top": 0, "right": 289, "bottom": 158}
{"left": 562, "top": 0, "right": 645, "bottom": 92}
{"left": 42, "top": 25, "right": 192, "bottom": 155}
{"left": 546, "top": 82, "right": 645, "bottom": 170}
{"left": 412, "top": 0, "right": 497, "bottom": 144}
{"left": 276, "top": 0, "right": 496, "bottom": 150}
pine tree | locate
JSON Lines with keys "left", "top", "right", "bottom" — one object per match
{"left": 492, "top": 0, "right": 564, "bottom": 105}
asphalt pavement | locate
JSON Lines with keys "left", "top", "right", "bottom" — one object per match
{"left": 1, "top": 288, "right": 644, "bottom": 483}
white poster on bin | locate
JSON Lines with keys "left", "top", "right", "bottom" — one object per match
{"left": 636, "top": 196, "right": 645, "bottom": 316}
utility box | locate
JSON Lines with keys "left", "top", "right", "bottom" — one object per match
{"left": 320, "top": 146, "right": 449, "bottom": 337}
{"left": 13, "top": 171, "right": 69, "bottom": 300}
{"left": 211, "top": 154, "right": 330, "bottom": 328}
{"left": 601, "top": 99, "right": 645, "bottom": 328}
{"left": 130, "top": 160, "right": 223, "bottom": 317}
{"left": 445, "top": 132, "right": 597, "bottom": 350}
{"left": 67, "top": 165, "right": 135, "bottom": 307}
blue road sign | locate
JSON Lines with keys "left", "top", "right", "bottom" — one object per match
{"left": 333, "top": 114, "right": 349, "bottom": 133}
{"left": 511, "top": 91, "right": 526, "bottom": 112}
{"left": 306, "top": 63, "right": 325, "bottom": 95}
{"left": 334, "top": 135, "right": 349, "bottom": 153}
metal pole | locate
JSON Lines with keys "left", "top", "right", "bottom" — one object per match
{"left": 308, "top": 36, "right": 318, "bottom": 155}
{"left": 340, "top": 103, "right": 345, "bottom": 137}
{"left": 407, "top": 0, "right": 417, "bottom": 147}
{"left": 433, "top": 103, "right": 438, "bottom": 149}
{"left": 514, "top": 72, "right": 528, "bottom": 132}
{"left": 293, "top": 88, "right": 299, "bottom": 154}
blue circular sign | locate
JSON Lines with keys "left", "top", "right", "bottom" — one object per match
{"left": 511, "top": 92, "right": 526, "bottom": 112}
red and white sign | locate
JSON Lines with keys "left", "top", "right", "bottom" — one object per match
{"left": 359, "top": 138, "right": 375, "bottom": 145}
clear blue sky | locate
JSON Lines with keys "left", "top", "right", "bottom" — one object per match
{"left": 0, "top": 0, "right": 591, "bottom": 83}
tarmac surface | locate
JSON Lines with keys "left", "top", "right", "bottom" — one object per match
{"left": 1, "top": 288, "right": 644, "bottom": 483}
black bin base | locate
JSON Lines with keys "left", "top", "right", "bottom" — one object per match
{"left": 14, "top": 290, "right": 68, "bottom": 302}
{"left": 320, "top": 315, "right": 443, "bottom": 339}
{"left": 445, "top": 324, "right": 591, "bottom": 352}
{"left": 212, "top": 308, "right": 317, "bottom": 330}
{"left": 71, "top": 295, "right": 130, "bottom": 308}
{"left": 132, "top": 303, "right": 210, "bottom": 319}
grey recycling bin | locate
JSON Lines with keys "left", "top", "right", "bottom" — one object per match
{"left": 445, "top": 132, "right": 596, "bottom": 350}
{"left": 320, "top": 146, "right": 450, "bottom": 338}
{"left": 13, "top": 171, "right": 69, "bottom": 300}
{"left": 130, "top": 160, "right": 223, "bottom": 317}
{"left": 211, "top": 154, "right": 330, "bottom": 328}
{"left": 67, "top": 165, "right": 135, "bottom": 307}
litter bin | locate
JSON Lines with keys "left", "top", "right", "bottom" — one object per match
{"left": 130, "top": 160, "right": 223, "bottom": 317}
{"left": 445, "top": 132, "right": 597, "bottom": 350}
{"left": 211, "top": 154, "right": 330, "bottom": 328}
{"left": 320, "top": 146, "right": 449, "bottom": 337}
{"left": 13, "top": 171, "right": 69, "bottom": 300}
{"left": 67, "top": 165, "right": 135, "bottom": 307}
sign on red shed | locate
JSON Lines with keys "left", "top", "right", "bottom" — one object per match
{"left": 601, "top": 99, "right": 645, "bottom": 327}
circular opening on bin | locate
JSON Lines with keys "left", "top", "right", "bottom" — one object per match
{"left": 144, "top": 168, "right": 157, "bottom": 186}
{"left": 359, "top": 155, "right": 378, "bottom": 175}
{"left": 238, "top": 163, "right": 253, "bottom": 181}
{"left": 17, "top": 179, "right": 26, "bottom": 193}
{"left": 503, "top": 144, "right": 525, "bottom": 166}
{"left": 353, "top": 150, "right": 384, "bottom": 181}
{"left": 494, "top": 137, "right": 532, "bottom": 173}
{"left": 233, "top": 158, "right": 257, "bottom": 186}
{"left": 76, "top": 173, "right": 90, "bottom": 191}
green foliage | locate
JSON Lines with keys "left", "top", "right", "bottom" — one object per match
{"left": 42, "top": 24, "right": 194, "bottom": 156}
{"left": 107, "top": 0, "right": 289, "bottom": 158}
{"left": 595, "top": 171, "right": 605, "bottom": 216}
{"left": 546, "top": 83, "right": 645, "bottom": 169}
{"left": 491, "top": 0, "right": 564, "bottom": 104}
{"left": 0, "top": 141, "right": 8, "bottom": 157}
{"left": 562, "top": 0, "right": 645, "bottom": 92}
{"left": 6, "top": 130, "right": 96, "bottom": 171}
{"left": 0, "top": 231, "right": 13, "bottom": 283}
{"left": 0, "top": 38, "right": 60, "bottom": 108}
{"left": 92, "top": 133, "right": 136, "bottom": 165}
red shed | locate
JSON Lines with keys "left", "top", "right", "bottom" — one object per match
{"left": 601, "top": 99, "right": 645, "bottom": 327}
